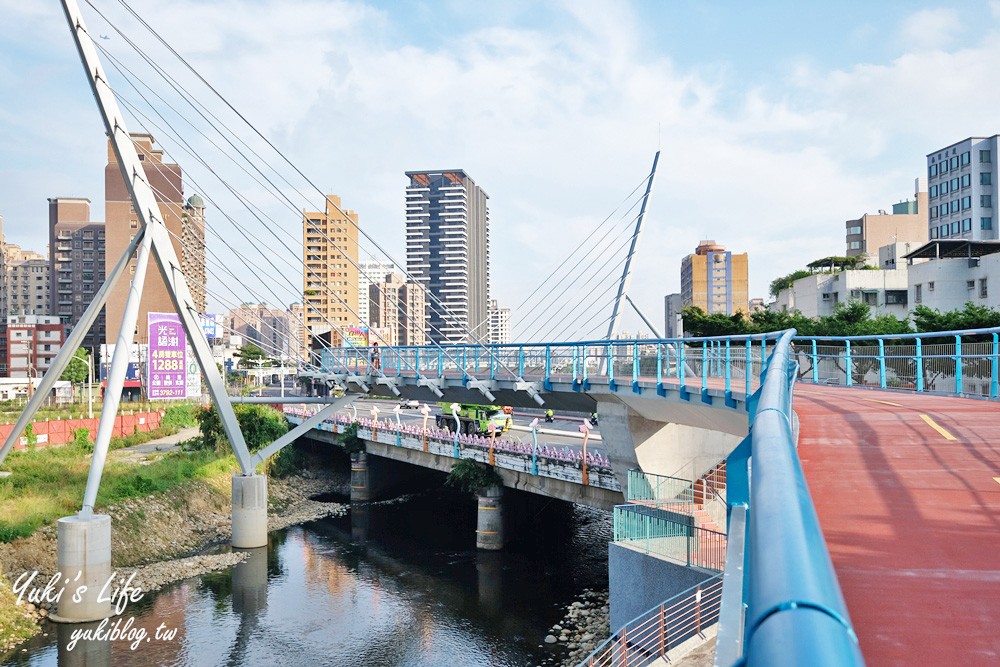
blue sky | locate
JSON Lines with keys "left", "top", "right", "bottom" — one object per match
{"left": 2, "top": 1, "right": 999, "bottom": 338}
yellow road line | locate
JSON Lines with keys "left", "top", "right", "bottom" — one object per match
{"left": 862, "top": 398, "right": 903, "bottom": 407}
{"left": 919, "top": 414, "right": 957, "bottom": 441}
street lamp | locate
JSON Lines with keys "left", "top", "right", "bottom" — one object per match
{"left": 77, "top": 354, "right": 95, "bottom": 420}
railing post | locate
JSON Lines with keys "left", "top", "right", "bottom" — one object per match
{"left": 845, "top": 340, "right": 853, "bottom": 387}
{"left": 572, "top": 345, "right": 579, "bottom": 383}
{"left": 545, "top": 345, "right": 552, "bottom": 383}
{"left": 955, "top": 334, "right": 963, "bottom": 394}
{"left": 490, "top": 345, "right": 497, "bottom": 381}
{"left": 725, "top": 339, "right": 732, "bottom": 394}
{"left": 438, "top": 348, "right": 444, "bottom": 378}
{"left": 518, "top": 345, "right": 525, "bottom": 377}
{"left": 916, "top": 338, "right": 924, "bottom": 392}
{"left": 701, "top": 340, "right": 708, "bottom": 392}
{"left": 811, "top": 338, "right": 819, "bottom": 383}
{"left": 415, "top": 348, "right": 421, "bottom": 376}
{"left": 878, "top": 338, "right": 886, "bottom": 388}
{"left": 745, "top": 339, "right": 752, "bottom": 398}
{"left": 656, "top": 344, "right": 663, "bottom": 386}
{"left": 679, "top": 344, "right": 686, "bottom": 390}
{"left": 992, "top": 333, "right": 999, "bottom": 399}
{"left": 658, "top": 603, "right": 666, "bottom": 656}
{"left": 632, "top": 341, "right": 639, "bottom": 386}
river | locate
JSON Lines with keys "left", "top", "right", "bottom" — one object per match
{"left": 3, "top": 488, "right": 611, "bottom": 666}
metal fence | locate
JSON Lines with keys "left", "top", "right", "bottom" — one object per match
{"left": 580, "top": 575, "right": 723, "bottom": 667}
{"left": 613, "top": 504, "right": 726, "bottom": 572}
{"left": 794, "top": 328, "right": 1000, "bottom": 398}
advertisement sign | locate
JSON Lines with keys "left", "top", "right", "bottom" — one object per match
{"left": 199, "top": 313, "right": 222, "bottom": 340}
{"left": 148, "top": 313, "right": 187, "bottom": 399}
{"left": 185, "top": 345, "right": 202, "bottom": 398}
{"left": 343, "top": 326, "right": 369, "bottom": 348}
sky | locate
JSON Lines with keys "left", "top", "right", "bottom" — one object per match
{"left": 2, "top": 0, "right": 1000, "bottom": 340}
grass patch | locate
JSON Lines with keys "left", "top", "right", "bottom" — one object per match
{"left": 0, "top": 574, "right": 36, "bottom": 653}
{"left": 0, "top": 442, "right": 235, "bottom": 543}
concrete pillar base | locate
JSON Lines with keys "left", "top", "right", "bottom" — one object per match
{"left": 350, "top": 452, "right": 370, "bottom": 502}
{"left": 50, "top": 514, "right": 112, "bottom": 624}
{"left": 232, "top": 474, "right": 268, "bottom": 548}
{"left": 476, "top": 485, "right": 504, "bottom": 550}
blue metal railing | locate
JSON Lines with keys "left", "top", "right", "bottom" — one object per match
{"left": 793, "top": 326, "right": 1000, "bottom": 398}
{"left": 317, "top": 332, "right": 788, "bottom": 407}
{"left": 723, "top": 329, "right": 864, "bottom": 666}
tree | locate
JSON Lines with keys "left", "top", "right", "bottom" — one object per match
{"left": 234, "top": 343, "right": 268, "bottom": 369}
{"left": 680, "top": 306, "right": 753, "bottom": 338}
{"left": 60, "top": 348, "right": 90, "bottom": 385}
{"left": 769, "top": 270, "right": 813, "bottom": 298}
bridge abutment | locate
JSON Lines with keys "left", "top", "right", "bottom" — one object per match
{"left": 232, "top": 474, "right": 268, "bottom": 548}
{"left": 476, "top": 485, "right": 504, "bottom": 550}
{"left": 51, "top": 513, "right": 113, "bottom": 623}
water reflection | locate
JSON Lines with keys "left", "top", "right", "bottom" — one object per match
{"left": 4, "top": 489, "right": 610, "bottom": 667}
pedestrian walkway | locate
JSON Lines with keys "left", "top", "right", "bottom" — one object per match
{"left": 111, "top": 426, "right": 201, "bottom": 464}
{"left": 795, "top": 386, "right": 1000, "bottom": 666}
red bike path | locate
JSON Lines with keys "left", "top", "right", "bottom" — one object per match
{"left": 795, "top": 386, "right": 1000, "bottom": 666}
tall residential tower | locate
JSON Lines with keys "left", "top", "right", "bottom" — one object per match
{"left": 302, "top": 195, "right": 359, "bottom": 351}
{"left": 680, "top": 240, "right": 749, "bottom": 315}
{"left": 405, "top": 170, "right": 489, "bottom": 344}
{"left": 927, "top": 136, "right": 998, "bottom": 241}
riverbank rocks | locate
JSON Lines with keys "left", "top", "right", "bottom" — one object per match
{"left": 539, "top": 588, "right": 611, "bottom": 666}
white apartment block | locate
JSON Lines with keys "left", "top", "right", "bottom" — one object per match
{"left": 927, "top": 136, "right": 998, "bottom": 242}
{"left": 905, "top": 240, "right": 1000, "bottom": 312}
{"left": 771, "top": 269, "right": 910, "bottom": 319}
{"left": 357, "top": 259, "right": 396, "bottom": 327}
{"left": 487, "top": 300, "right": 510, "bottom": 345}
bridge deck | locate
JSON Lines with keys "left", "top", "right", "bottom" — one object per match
{"left": 796, "top": 386, "right": 1000, "bottom": 666}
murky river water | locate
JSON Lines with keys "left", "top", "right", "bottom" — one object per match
{"left": 4, "top": 488, "right": 611, "bottom": 666}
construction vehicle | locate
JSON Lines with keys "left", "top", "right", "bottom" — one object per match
{"left": 435, "top": 403, "right": 513, "bottom": 436}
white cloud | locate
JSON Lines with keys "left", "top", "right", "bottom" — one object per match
{"left": 897, "top": 8, "right": 962, "bottom": 50}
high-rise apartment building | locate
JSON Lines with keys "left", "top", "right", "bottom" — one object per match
{"left": 680, "top": 240, "right": 749, "bottom": 315}
{"left": 845, "top": 178, "right": 928, "bottom": 264}
{"left": 0, "top": 214, "right": 7, "bottom": 373}
{"left": 487, "top": 300, "right": 510, "bottom": 345}
{"left": 5, "top": 245, "right": 49, "bottom": 318}
{"left": 225, "top": 302, "right": 302, "bottom": 360}
{"left": 927, "top": 135, "right": 999, "bottom": 241}
{"left": 302, "top": 195, "right": 359, "bottom": 350}
{"left": 405, "top": 170, "right": 489, "bottom": 344}
{"left": 368, "top": 273, "right": 427, "bottom": 347}
{"left": 357, "top": 259, "right": 396, "bottom": 327}
{"left": 104, "top": 134, "right": 206, "bottom": 344}
{"left": 48, "top": 197, "right": 106, "bottom": 354}
{"left": 664, "top": 293, "right": 683, "bottom": 338}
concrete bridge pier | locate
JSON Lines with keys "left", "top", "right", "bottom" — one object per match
{"left": 232, "top": 474, "right": 268, "bottom": 548}
{"left": 476, "top": 485, "right": 504, "bottom": 550}
{"left": 51, "top": 513, "right": 113, "bottom": 623}
{"left": 351, "top": 452, "right": 370, "bottom": 502}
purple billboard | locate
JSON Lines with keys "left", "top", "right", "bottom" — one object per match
{"left": 148, "top": 313, "right": 187, "bottom": 399}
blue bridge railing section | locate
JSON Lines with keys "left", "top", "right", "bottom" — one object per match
{"left": 318, "top": 334, "right": 789, "bottom": 406}
{"left": 793, "top": 326, "right": 1000, "bottom": 398}
{"left": 722, "top": 329, "right": 864, "bottom": 666}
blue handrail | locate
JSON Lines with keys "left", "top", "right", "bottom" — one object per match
{"left": 741, "top": 330, "right": 864, "bottom": 665}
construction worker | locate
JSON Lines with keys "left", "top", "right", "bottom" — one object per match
{"left": 545, "top": 408, "right": 554, "bottom": 423}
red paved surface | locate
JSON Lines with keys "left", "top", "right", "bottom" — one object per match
{"left": 795, "top": 386, "right": 1000, "bottom": 666}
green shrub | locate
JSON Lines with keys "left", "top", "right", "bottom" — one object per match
{"left": 337, "top": 421, "right": 367, "bottom": 455}
{"left": 161, "top": 404, "right": 198, "bottom": 430}
{"left": 72, "top": 428, "right": 92, "bottom": 451}
{"left": 24, "top": 423, "right": 37, "bottom": 449}
{"left": 445, "top": 458, "right": 503, "bottom": 494}
{"left": 196, "top": 404, "right": 289, "bottom": 456}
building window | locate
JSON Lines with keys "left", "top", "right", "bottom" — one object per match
{"left": 962, "top": 151, "right": 971, "bottom": 166}
{"left": 930, "top": 184, "right": 939, "bottom": 197}
{"left": 983, "top": 195, "right": 993, "bottom": 208}
{"left": 941, "top": 181, "right": 950, "bottom": 195}
{"left": 847, "top": 225, "right": 862, "bottom": 235}
{"left": 962, "top": 196, "right": 972, "bottom": 210}
{"left": 963, "top": 218, "right": 972, "bottom": 232}
{"left": 951, "top": 221, "right": 960, "bottom": 235}
{"left": 951, "top": 177, "right": 960, "bottom": 191}
{"left": 962, "top": 174, "right": 971, "bottom": 188}
{"left": 950, "top": 156, "right": 959, "bottom": 170}
{"left": 981, "top": 278, "right": 989, "bottom": 299}
{"left": 940, "top": 224, "right": 949, "bottom": 238}
{"left": 930, "top": 206, "right": 939, "bottom": 220}
{"left": 928, "top": 281, "right": 935, "bottom": 291}
{"left": 941, "top": 160, "right": 949, "bottom": 174}
{"left": 848, "top": 241, "right": 861, "bottom": 250}
{"left": 931, "top": 227, "right": 939, "bottom": 239}
{"left": 982, "top": 172, "right": 993, "bottom": 185}
{"left": 863, "top": 291, "right": 878, "bottom": 306}
{"left": 885, "top": 290, "right": 908, "bottom": 305}
{"left": 951, "top": 200, "right": 960, "bottom": 214}
{"left": 983, "top": 217, "right": 993, "bottom": 230}
{"left": 981, "top": 150, "right": 992, "bottom": 163}
{"left": 914, "top": 284, "right": 922, "bottom": 303}
{"left": 930, "top": 164, "right": 939, "bottom": 177}
{"left": 967, "top": 280, "right": 976, "bottom": 290}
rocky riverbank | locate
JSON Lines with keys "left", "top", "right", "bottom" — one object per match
{"left": 0, "top": 465, "right": 349, "bottom": 654}
{"left": 535, "top": 588, "right": 611, "bottom": 667}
